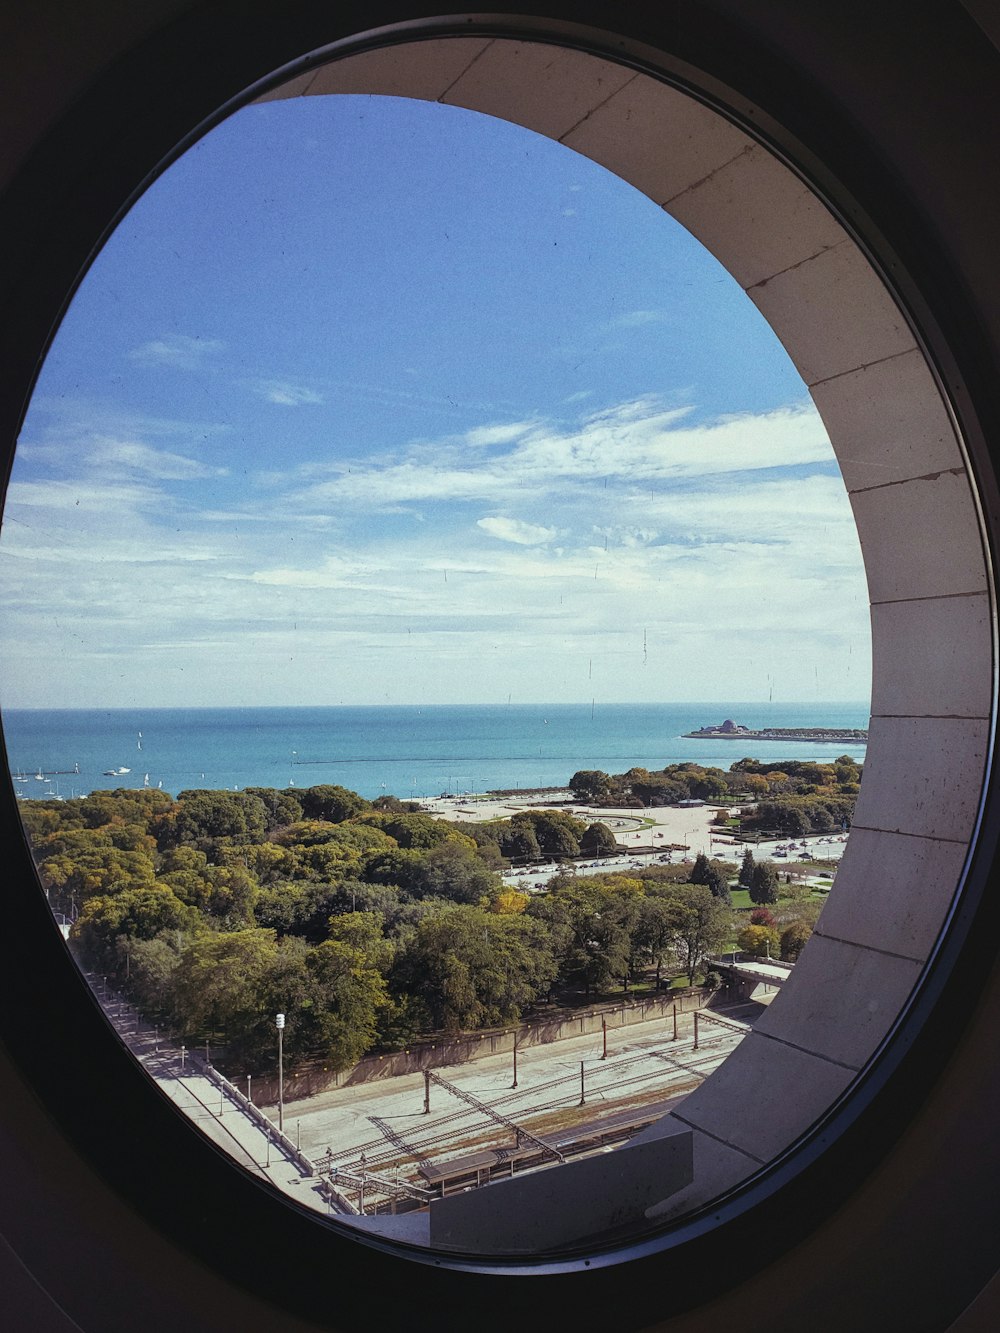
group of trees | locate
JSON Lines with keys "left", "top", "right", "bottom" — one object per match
{"left": 23, "top": 784, "right": 782, "bottom": 1077}
{"left": 568, "top": 757, "right": 861, "bottom": 838}
{"left": 461, "top": 807, "right": 615, "bottom": 864}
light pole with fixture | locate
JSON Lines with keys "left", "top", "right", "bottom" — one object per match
{"left": 275, "top": 1013, "right": 285, "bottom": 1133}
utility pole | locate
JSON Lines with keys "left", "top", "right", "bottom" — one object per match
{"left": 512, "top": 1036, "right": 519, "bottom": 1089}
{"left": 276, "top": 1013, "right": 285, "bottom": 1133}
{"left": 423, "top": 1069, "right": 431, "bottom": 1114}
{"left": 579, "top": 1061, "right": 586, "bottom": 1106}
{"left": 601, "top": 1017, "right": 607, "bottom": 1059}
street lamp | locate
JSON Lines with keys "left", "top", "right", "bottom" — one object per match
{"left": 275, "top": 1012, "right": 285, "bottom": 1133}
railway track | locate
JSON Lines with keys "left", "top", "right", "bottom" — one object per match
{"left": 322, "top": 1030, "right": 743, "bottom": 1181}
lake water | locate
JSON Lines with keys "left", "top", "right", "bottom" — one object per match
{"left": 3, "top": 702, "right": 869, "bottom": 801}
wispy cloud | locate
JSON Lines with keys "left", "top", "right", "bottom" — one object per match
{"left": 477, "top": 516, "right": 558, "bottom": 546}
{"left": 276, "top": 398, "right": 831, "bottom": 512}
{"left": 0, "top": 393, "right": 869, "bottom": 707}
{"left": 464, "top": 422, "right": 535, "bottom": 448}
{"left": 86, "top": 439, "right": 228, "bottom": 480}
{"left": 247, "top": 378, "right": 324, "bottom": 407}
{"left": 4, "top": 478, "right": 165, "bottom": 513}
{"left": 128, "top": 334, "right": 225, "bottom": 371}
{"left": 612, "top": 309, "right": 665, "bottom": 329}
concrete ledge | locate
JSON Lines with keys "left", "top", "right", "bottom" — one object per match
{"left": 852, "top": 715, "right": 988, "bottom": 842}
{"left": 850, "top": 471, "right": 987, "bottom": 603}
{"left": 752, "top": 935, "right": 923, "bottom": 1070}
{"left": 661, "top": 1031, "right": 855, "bottom": 1162}
{"left": 816, "top": 826, "right": 970, "bottom": 960}
{"left": 870, "top": 593, "right": 992, "bottom": 719}
{"left": 442, "top": 40, "right": 637, "bottom": 139}
{"left": 667, "top": 141, "right": 847, "bottom": 289}
{"left": 428, "top": 1127, "right": 693, "bottom": 1253}
{"left": 811, "top": 347, "right": 964, "bottom": 491}
{"left": 560, "top": 73, "right": 753, "bottom": 202}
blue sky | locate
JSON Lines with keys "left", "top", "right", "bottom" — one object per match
{"left": 0, "top": 94, "right": 870, "bottom": 708}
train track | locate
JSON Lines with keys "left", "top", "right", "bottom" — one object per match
{"left": 322, "top": 1031, "right": 742, "bottom": 1180}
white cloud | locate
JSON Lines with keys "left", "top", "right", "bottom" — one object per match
{"left": 3, "top": 478, "right": 164, "bottom": 513}
{"left": 464, "top": 422, "right": 535, "bottom": 447}
{"left": 128, "top": 334, "right": 225, "bottom": 370}
{"left": 248, "top": 379, "right": 324, "bottom": 407}
{"left": 279, "top": 398, "right": 832, "bottom": 513}
{"left": 477, "top": 516, "right": 558, "bottom": 546}
{"left": 86, "top": 438, "right": 228, "bottom": 480}
{"left": 0, "top": 393, "right": 870, "bottom": 707}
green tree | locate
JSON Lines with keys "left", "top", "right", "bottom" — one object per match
{"left": 360, "top": 811, "right": 474, "bottom": 850}
{"left": 498, "top": 822, "right": 541, "bottom": 862}
{"left": 390, "top": 905, "right": 555, "bottom": 1031}
{"left": 568, "top": 770, "right": 612, "bottom": 802}
{"left": 636, "top": 894, "right": 686, "bottom": 987}
{"left": 749, "top": 861, "right": 779, "bottom": 905}
{"left": 72, "top": 885, "right": 201, "bottom": 973}
{"left": 243, "top": 787, "right": 303, "bottom": 831}
{"left": 780, "top": 919, "right": 813, "bottom": 961}
{"left": 168, "top": 929, "right": 281, "bottom": 1051}
{"left": 298, "top": 784, "right": 371, "bottom": 823}
{"left": 705, "top": 866, "right": 732, "bottom": 905}
{"left": 162, "top": 790, "right": 268, "bottom": 848}
{"left": 737, "top": 923, "right": 781, "bottom": 958}
{"left": 38, "top": 845, "right": 156, "bottom": 914}
{"left": 531, "top": 881, "right": 630, "bottom": 998}
{"left": 580, "top": 821, "right": 617, "bottom": 857}
{"left": 204, "top": 864, "right": 259, "bottom": 930}
{"left": 672, "top": 885, "right": 732, "bottom": 985}
{"left": 739, "top": 847, "right": 756, "bottom": 888}
{"left": 409, "top": 841, "right": 502, "bottom": 904}
{"left": 511, "top": 809, "right": 586, "bottom": 857}
{"left": 78, "top": 787, "right": 174, "bottom": 831}
{"left": 690, "top": 852, "right": 711, "bottom": 885}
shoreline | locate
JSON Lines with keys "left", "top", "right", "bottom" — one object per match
{"left": 683, "top": 728, "right": 867, "bottom": 743}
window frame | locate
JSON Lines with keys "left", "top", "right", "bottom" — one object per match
{"left": 2, "top": 4, "right": 1000, "bottom": 1328}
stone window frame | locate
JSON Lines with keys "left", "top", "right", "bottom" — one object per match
{"left": 0, "top": 10, "right": 995, "bottom": 1323}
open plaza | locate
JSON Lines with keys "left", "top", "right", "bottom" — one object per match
{"left": 421, "top": 790, "right": 848, "bottom": 890}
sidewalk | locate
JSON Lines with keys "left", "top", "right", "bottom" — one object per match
{"left": 90, "top": 979, "right": 334, "bottom": 1217}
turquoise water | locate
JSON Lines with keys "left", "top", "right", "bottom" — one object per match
{"left": 3, "top": 702, "right": 869, "bottom": 801}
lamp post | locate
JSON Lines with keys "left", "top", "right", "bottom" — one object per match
{"left": 275, "top": 1013, "right": 285, "bottom": 1133}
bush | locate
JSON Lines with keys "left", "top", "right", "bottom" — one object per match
{"left": 781, "top": 920, "right": 813, "bottom": 961}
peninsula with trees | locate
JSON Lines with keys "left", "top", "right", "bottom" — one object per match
{"left": 684, "top": 718, "right": 868, "bottom": 743}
